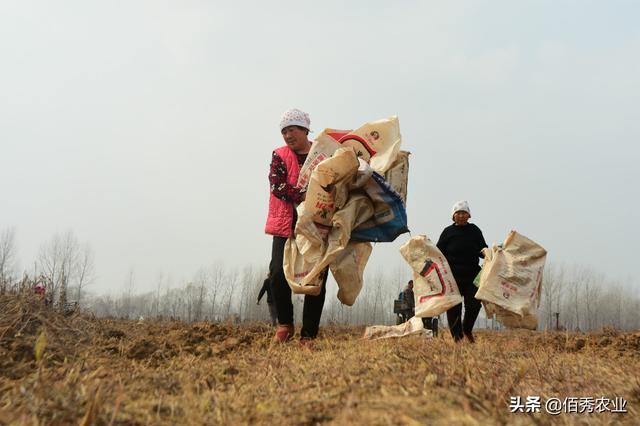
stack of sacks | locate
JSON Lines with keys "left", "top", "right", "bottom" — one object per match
{"left": 475, "top": 231, "right": 547, "bottom": 329}
{"left": 400, "top": 235, "right": 463, "bottom": 317}
{"left": 303, "top": 116, "right": 409, "bottom": 202}
{"left": 284, "top": 116, "right": 409, "bottom": 305}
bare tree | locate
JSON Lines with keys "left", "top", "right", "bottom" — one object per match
{"left": 239, "top": 265, "right": 265, "bottom": 321}
{"left": 238, "top": 266, "right": 252, "bottom": 321}
{"left": 0, "top": 227, "right": 17, "bottom": 293}
{"left": 151, "top": 272, "right": 166, "bottom": 319}
{"left": 74, "top": 243, "right": 95, "bottom": 304}
{"left": 370, "top": 269, "right": 385, "bottom": 324}
{"left": 117, "top": 269, "right": 136, "bottom": 319}
{"left": 36, "top": 230, "right": 95, "bottom": 308}
{"left": 563, "top": 265, "right": 584, "bottom": 331}
{"left": 221, "top": 268, "right": 239, "bottom": 320}
{"left": 37, "top": 232, "right": 65, "bottom": 304}
{"left": 206, "top": 264, "right": 227, "bottom": 321}
{"left": 184, "top": 278, "right": 207, "bottom": 322}
{"left": 184, "top": 282, "right": 196, "bottom": 322}
{"left": 164, "top": 288, "right": 185, "bottom": 320}
{"left": 582, "top": 268, "right": 602, "bottom": 330}
{"left": 540, "top": 263, "right": 565, "bottom": 330}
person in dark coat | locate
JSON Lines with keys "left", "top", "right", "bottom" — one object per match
{"left": 437, "top": 200, "right": 487, "bottom": 343}
{"left": 402, "top": 280, "right": 415, "bottom": 319}
{"left": 257, "top": 272, "right": 277, "bottom": 327}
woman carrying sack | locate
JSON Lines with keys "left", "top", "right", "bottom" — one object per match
{"left": 436, "top": 200, "right": 488, "bottom": 343}
{"left": 265, "top": 108, "right": 329, "bottom": 345}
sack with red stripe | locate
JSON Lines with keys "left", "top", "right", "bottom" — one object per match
{"left": 313, "top": 116, "right": 402, "bottom": 174}
{"left": 400, "top": 235, "right": 462, "bottom": 318}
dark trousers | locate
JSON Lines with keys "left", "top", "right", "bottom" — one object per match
{"left": 269, "top": 236, "right": 328, "bottom": 339}
{"left": 446, "top": 273, "right": 482, "bottom": 341}
{"left": 267, "top": 302, "right": 278, "bottom": 327}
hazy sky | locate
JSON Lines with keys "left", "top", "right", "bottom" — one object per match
{"left": 2, "top": 1, "right": 639, "bottom": 295}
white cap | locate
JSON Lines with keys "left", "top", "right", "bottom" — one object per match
{"left": 451, "top": 200, "right": 471, "bottom": 219}
{"left": 279, "top": 108, "right": 311, "bottom": 131}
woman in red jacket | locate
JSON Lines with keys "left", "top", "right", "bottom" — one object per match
{"left": 265, "top": 109, "right": 328, "bottom": 344}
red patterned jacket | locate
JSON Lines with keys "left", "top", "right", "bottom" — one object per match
{"left": 264, "top": 145, "right": 304, "bottom": 237}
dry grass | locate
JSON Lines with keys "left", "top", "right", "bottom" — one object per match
{"left": 1, "top": 293, "right": 639, "bottom": 425}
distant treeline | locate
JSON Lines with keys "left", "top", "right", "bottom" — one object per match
{"left": 1, "top": 227, "right": 639, "bottom": 330}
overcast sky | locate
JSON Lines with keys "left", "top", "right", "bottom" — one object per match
{"left": 1, "top": 1, "right": 639, "bottom": 295}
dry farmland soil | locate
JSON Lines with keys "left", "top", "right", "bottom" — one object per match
{"left": 1, "top": 295, "right": 639, "bottom": 425}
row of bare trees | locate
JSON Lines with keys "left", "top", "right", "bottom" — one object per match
{"left": 83, "top": 265, "right": 400, "bottom": 325}
{"left": 2, "top": 225, "right": 638, "bottom": 330}
{"left": 0, "top": 227, "right": 95, "bottom": 307}
{"left": 87, "top": 265, "right": 640, "bottom": 331}
{"left": 87, "top": 265, "right": 267, "bottom": 323}
{"left": 81, "top": 262, "right": 640, "bottom": 331}
{"left": 539, "top": 264, "right": 640, "bottom": 330}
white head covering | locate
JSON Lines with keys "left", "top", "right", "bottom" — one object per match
{"left": 451, "top": 200, "right": 471, "bottom": 219}
{"left": 279, "top": 108, "right": 311, "bottom": 131}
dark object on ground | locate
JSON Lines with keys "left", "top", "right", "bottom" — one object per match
{"left": 62, "top": 302, "right": 79, "bottom": 316}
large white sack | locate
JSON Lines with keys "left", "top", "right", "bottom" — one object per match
{"left": 293, "top": 203, "right": 330, "bottom": 264}
{"left": 350, "top": 116, "right": 402, "bottom": 174}
{"left": 304, "top": 147, "right": 359, "bottom": 227}
{"left": 475, "top": 231, "right": 547, "bottom": 330}
{"left": 297, "top": 138, "right": 341, "bottom": 190}
{"left": 363, "top": 316, "right": 429, "bottom": 340}
{"left": 283, "top": 238, "right": 324, "bottom": 296}
{"left": 314, "top": 116, "right": 402, "bottom": 174}
{"left": 330, "top": 241, "right": 372, "bottom": 306}
{"left": 400, "top": 235, "right": 462, "bottom": 317}
{"left": 285, "top": 194, "right": 374, "bottom": 297}
{"left": 383, "top": 150, "right": 410, "bottom": 204}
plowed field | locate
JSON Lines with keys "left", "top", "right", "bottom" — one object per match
{"left": 1, "top": 294, "right": 638, "bottom": 425}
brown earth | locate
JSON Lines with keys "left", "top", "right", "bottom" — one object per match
{"left": 1, "top": 294, "right": 638, "bottom": 425}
